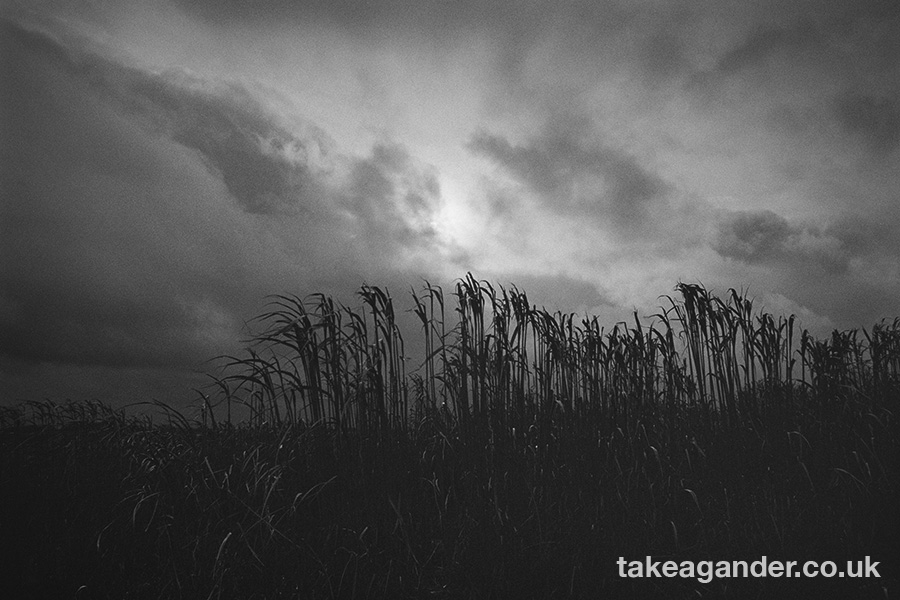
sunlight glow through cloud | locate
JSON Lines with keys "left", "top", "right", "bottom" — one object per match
{"left": 2, "top": 0, "right": 899, "bottom": 406}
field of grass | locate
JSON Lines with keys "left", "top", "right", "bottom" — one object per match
{"left": 2, "top": 276, "right": 899, "bottom": 599}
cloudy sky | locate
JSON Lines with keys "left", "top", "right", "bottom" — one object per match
{"left": 2, "top": 0, "right": 899, "bottom": 408}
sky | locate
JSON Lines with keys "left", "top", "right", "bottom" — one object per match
{"left": 2, "top": 0, "right": 900, "bottom": 409}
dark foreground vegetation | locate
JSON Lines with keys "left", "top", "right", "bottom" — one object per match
{"left": 2, "top": 277, "right": 899, "bottom": 599}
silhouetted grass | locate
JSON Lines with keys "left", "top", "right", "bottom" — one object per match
{"left": 2, "top": 277, "right": 898, "bottom": 598}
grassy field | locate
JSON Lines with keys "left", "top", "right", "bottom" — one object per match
{"left": 2, "top": 277, "right": 899, "bottom": 599}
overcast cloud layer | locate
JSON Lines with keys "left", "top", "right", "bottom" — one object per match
{"left": 2, "top": 0, "right": 899, "bottom": 408}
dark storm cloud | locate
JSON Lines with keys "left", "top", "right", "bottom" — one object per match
{"left": 712, "top": 209, "right": 846, "bottom": 273}
{"left": 151, "top": 86, "right": 322, "bottom": 216}
{"left": 1, "top": 18, "right": 329, "bottom": 216}
{"left": 468, "top": 118, "right": 669, "bottom": 234}
{"left": 0, "top": 19, "right": 445, "bottom": 384}
{"left": 834, "top": 94, "right": 900, "bottom": 155}
{"left": 76, "top": 43, "right": 445, "bottom": 249}
{"left": 0, "top": 22, "right": 245, "bottom": 370}
{"left": 713, "top": 210, "right": 792, "bottom": 263}
{"left": 83, "top": 69, "right": 328, "bottom": 215}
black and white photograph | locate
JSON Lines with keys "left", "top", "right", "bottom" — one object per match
{"left": 2, "top": 0, "right": 899, "bottom": 597}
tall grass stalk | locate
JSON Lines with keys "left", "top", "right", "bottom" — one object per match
{"left": 211, "top": 276, "right": 900, "bottom": 437}
{"left": 4, "top": 276, "right": 899, "bottom": 599}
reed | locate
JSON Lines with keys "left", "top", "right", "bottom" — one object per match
{"left": 210, "top": 275, "right": 900, "bottom": 437}
{"left": 3, "top": 276, "right": 898, "bottom": 599}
